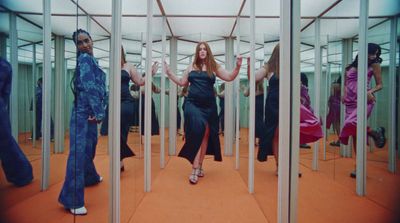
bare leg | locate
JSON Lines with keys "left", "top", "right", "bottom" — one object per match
{"left": 193, "top": 124, "right": 210, "bottom": 169}
{"left": 333, "top": 121, "right": 340, "bottom": 143}
{"left": 189, "top": 124, "right": 210, "bottom": 183}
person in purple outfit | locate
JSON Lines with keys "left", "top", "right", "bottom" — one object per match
{"left": 339, "top": 43, "right": 386, "bottom": 178}
{"left": 326, "top": 77, "right": 341, "bottom": 147}
{"left": 299, "top": 73, "right": 312, "bottom": 149}
{"left": 253, "top": 44, "right": 322, "bottom": 177}
{"left": 299, "top": 72, "right": 323, "bottom": 148}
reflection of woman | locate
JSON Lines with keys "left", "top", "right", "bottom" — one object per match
{"left": 140, "top": 83, "right": 161, "bottom": 136}
{"left": 244, "top": 56, "right": 266, "bottom": 143}
{"left": 0, "top": 57, "right": 33, "bottom": 187}
{"left": 121, "top": 47, "right": 158, "bottom": 169}
{"left": 299, "top": 72, "right": 323, "bottom": 146}
{"left": 164, "top": 42, "right": 242, "bottom": 184}
{"left": 243, "top": 80, "right": 266, "bottom": 145}
{"left": 130, "top": 84, "right": 140, "bottom": 130}
{"left": 59, "top": 29, "right": 106, "bottom": 215}
{"left": 217, "top": 83, "right": 225, "bottom": 135}
{"left": 253, "top": 44, "right": 322, "bottom": 176}
{"left": 177, "top": 87, "right": 187, "bottom": 135}
{"left": 339, "top": 43, "right": 385, "bottom": 178}
{"left": 253, "top": 44, "right": 280, "bottom": 170}
{"left": 30, "top": 77, "right": 54, "bottom": 140}
{"left": 180, "top": 86, "right": 189, "bottom": 140}
{"left": 326, "top": 77, "right": 341, "bottom": 147}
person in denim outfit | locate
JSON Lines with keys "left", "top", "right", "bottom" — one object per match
{"left": 0, "top": 57, "right": 33, "bottom": 187}
{"left": 58, "top": 29, "right": 106, "bottom": 215}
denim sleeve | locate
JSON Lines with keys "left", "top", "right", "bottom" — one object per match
{"left": 79, "top": 55, "right": 105, "bottom": 121}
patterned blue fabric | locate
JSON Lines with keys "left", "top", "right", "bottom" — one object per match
{"left": 73, "top": 53, "right": 106, "bottom": 121}
{"left": 58, "top": 53, "right": 106, "bottom": 209}
{"left": 0, "top": 57, "right": 33, "bottom": 187}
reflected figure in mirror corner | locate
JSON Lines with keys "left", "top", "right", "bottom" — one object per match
{"left": 58, "top": 29, "right": 106, "bottom": 215}
{"left": 0, "top": 57, "right": 33, "bottom": 187}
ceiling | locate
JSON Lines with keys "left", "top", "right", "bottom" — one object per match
{"left": 0, "top": 0, "right": 399, "bottom": 76}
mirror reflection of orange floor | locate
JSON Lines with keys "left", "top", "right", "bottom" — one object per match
{"left": 0, "top": 129, "right": 399, "bottom": 223}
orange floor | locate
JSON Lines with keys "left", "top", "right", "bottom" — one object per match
{"left": 1, "top": 129, "right": 399, "bottom": 223}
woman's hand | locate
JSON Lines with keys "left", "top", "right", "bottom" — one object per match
{"left": 88, "top": 115, "right": 101, "bottom": 123}
{"left": 367, "top": 91, "right": 376, "bottom": 103}
{"left": 236, "top": 55, "right": 243, "bottom": 69}
{"left": 151, "top": 61, "right": 159, "bottom": 76}
{"left": 163, "top": 61, "right": 172, "bottom": 76}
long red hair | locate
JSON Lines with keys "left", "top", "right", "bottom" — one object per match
{"left": 265, "top": 44, "right": 280, "bottom": 78}
{"left": 121, "top": 46, "right": 127, "bottom": 67}
{"left": 193, "top": 42, "right": 219, "bottom": 77}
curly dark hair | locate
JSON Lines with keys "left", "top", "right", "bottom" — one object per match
{"left": 346, "top": 43, "right": 382, "bottom": 71}
{"left": 71, "top": 29, "right": 92, "bottom": 102}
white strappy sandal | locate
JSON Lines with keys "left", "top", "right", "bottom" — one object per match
{"left": 197, "top": 165, "right": 204, "bottom": 177}
{"left": 189, "top": 168, "right": 200, "bottom": 184}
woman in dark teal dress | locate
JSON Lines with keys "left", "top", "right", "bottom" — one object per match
{"left": 164, "top": 42, "right": 242, "bottom": 184}
{"left": 140, "top": 83, "right": 161, "bottom": 136}
{"left": 120, "top": 47, "right": 159, "bottom": 170}
{"left": 217, "top": 83, "right": 225, "bottom": 135}
{"left": 253, "top": 44, "right": 322, "bottom": 177}
{"left": 252, "top": 44, "right": 281, "bottom": 175}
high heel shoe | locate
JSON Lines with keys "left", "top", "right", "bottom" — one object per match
{"left": 372, "top": 127, "right": 386, "bottom": 148}
{"left": 329, "top": 140, "right": 340, "bottom": 147}
{"left": 189, "top": 168, "right": 200, "bottom": 184}
{"left": 350, "top": 170, "right": 356, "bottom": 178}
{"left": 197, "top": 165, "right": 204, "bottom": 177}
{"left": 197, "top": 168, "right": 204, "bottom": 177}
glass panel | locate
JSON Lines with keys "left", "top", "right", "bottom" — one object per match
{"left": 236, "top": 33, "right": 250, "bottom": 193}
{"left": 365, "top": 19, "right": 400, "bottom": 218}
{"left": 0, "top": 13, "right": 40, "bottom": 220}
{"left": 252, "top": 33, "right": 280, "bottom": 222}
{"left": 324, "top": 38, "right": 343, "bottom": 178}
{"left": 298, "top": 1, "right": 400, "bottom": 222}
{"left": 149, "top": 32, "right": 169, "bottom": 188}
{"left": 161, "top": 0, "right": 243, "bottom": 15}
{"left": 298, "top": 2, "right": 344, "bottom": 222}
{"left": 118, "top": 31, "right": 144, "bottom": 222}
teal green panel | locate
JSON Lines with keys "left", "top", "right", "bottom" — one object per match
{"left": 17, "top": 63, "right": 34, "bottom": 133}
